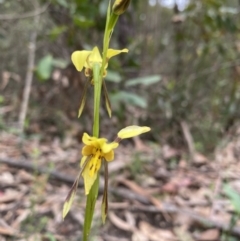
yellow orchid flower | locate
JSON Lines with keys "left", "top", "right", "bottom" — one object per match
{"left": 63, "top": 125, "right": 150, "bottom": 221}
{"left": 80, "top": 133, "right": 119, "bottom": 195}
{"left": 71, "top": 46, "right": 128, "bottom": 118}
{"left": 71, "top": 46, "right": 128, "bottom": 77}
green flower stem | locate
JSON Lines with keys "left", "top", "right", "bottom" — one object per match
{"left": 93, "top": 63, "right": 101, "bottom": 137}
{"left": 83, "top": 175, "right": 99, "bottom": 241}
{"left": 83, "top": 63, "right": 101, "bottom": 241}
{"left": 100, "top": 1, "right": 118, "bottom": 79}
{"left": 82, "top": 2, "right": 120, "bottom": 240}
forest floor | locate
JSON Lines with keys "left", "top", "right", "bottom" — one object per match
{"left": 0, "top": 127, "right": 240, "bottom": 241}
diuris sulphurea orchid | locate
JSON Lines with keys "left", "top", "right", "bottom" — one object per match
{"left": 63, "top": 125, "right": 150, "bottom": 222}
{"left": 71, "top": 46, "right": 128, "bottom": 118}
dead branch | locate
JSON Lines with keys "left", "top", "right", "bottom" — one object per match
{"left": 18, "top": 4, "right": 40, "bottom": 133}
{"left": 0, "top": 3, "right": 49, "bottom": 21}
{"left": 0, "top": 158, "right": 78, "bottom": 185}
{"left": 180, "top": 121, "right": 195, "bottom": 160}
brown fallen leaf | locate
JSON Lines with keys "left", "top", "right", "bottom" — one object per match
{"left": 162, "top": 182, "right": 178, "bottom": 194}
{"left": 132, "top": 230, "right": 148, "bottom": 241}
{"left": 116, "top": 178, "right": 162, "bottom": 208}
{"left": 11, "top": 209, "right": 31, "bottom": 229}
{"left": 162, "top": 145, "right": 180, "bottom": 160}
{"left": 108, "top": 212, "right": 135, "bottom": 232}
{"left": 0, "top": 219, "right": 18, "bottom": 236}
{"left": 139, "top": 221, "right": 177, "bottom": 241}
{"left": 174, "top": 226, "right": 194, "bottom": 241}
{"left": 0, "top": 190, "right": 21, "bottom": 203}
{"left": 198, "top": 229, "right": 220, "bottom": 241}
{"left": 193, "top": 153, "right": 208, "bottom": 166}
{"left": 133, "top": 136, "right": 152, "bottom": 152}
{"left": 0, "top": 226, "right": 16, "bottom": 236}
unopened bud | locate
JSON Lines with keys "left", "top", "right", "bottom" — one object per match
{"left": 112, "top": 0, "right": 131, "bottom": 15}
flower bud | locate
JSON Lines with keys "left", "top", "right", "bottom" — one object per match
{"left": 112, "top": 0, "right": 131, "bottom": 15}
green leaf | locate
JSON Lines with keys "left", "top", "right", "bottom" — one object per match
{"left": 55, "top": 0, "right": 68, "bottom": 8}
{"left": 111, "top": 91, "right": 147, "bottom": 108}
{"left": 73, "top": 15, "right": 95, "bottom": 28}
{"left": 49, "top": 26, "right": 67, "bottom": 41}
{"left": 36, "top": 55, "right": 53, "bottom": 81}
{"left": 223, "top": 184, "right": 240, "bottom": 214}
{"left": 125, "top": 75, "right": 161, "bottom": 87}
{"left": 52, "top": 58, "right": 68, "bottom": 69}
{"left": 105, "top": 70, "right": 122, "bottom": 83}
{"left": 0, "top": 95, "right": 4, "bottom": 104}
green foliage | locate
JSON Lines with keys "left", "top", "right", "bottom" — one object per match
{"left": 105, "top": 70, "right": 122, "bottom": 83}
{"left": 223, "top": 184, "right": 240, "bottom": 214}
{"left": 222, "top": 184, "right": 240, "bottom": 241}
{"left": 106, "top": 74, "right": 161, "bottom": 110}
{"left": 111, "top": 91, "right": 147, "bottom": 108}
{"left": 36, "top": 55, "right": 53, "bottom": 81}
{"left": 36, "top": 55, "right": 68, "bottom": 81}
{"left": 0, "top": 95, "right": 4, "bottom": 104}
{"left": 1, "top": 0, "right": 240, "bottom": 152}
{"left": 125, "top": 75, "right": 161, "bottom": 87}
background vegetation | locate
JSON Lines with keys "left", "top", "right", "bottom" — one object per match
{"left": 1, "top": 0, "right": 240, "bottom": 151}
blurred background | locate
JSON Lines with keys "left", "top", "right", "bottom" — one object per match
{"left": 1, "top": 0, "right": 239, "bottom": 151}
{"left": 1, "top": 0, "right": 240, "bottom": 240}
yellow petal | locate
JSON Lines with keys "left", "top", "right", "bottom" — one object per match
{"left": 82, "top": 145, "right": 94, "bottom": 156}
{"left": 104, "top": 150, "right": 114, "bottom": 162}
{"left": 106, "top": 48, "right": 128, "bottom": 59}
{"left": 71, "top": 50, "right": 91, "bottom": 71}
{"left": 82, "top": 160, "right": 98, "bottom": 195}
{"left": 82, "top": 133, "right": 97, "bottom": 145}
{"left": 89, "top": 46, "right": 102, "bottom": 65}
{"left": 117, "top": 125, "right": 151, "bottom": 139}
{"left": 101, "top": 142, "right": 119, "bottom": 154}
{"left": 89, "top": 154, "right": 99, "bottom": 177}
{"left": 97, "top": 138, "right": 108, "bottom": 148}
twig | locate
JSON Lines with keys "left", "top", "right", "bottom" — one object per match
{"left": 0, "top": 3, "right": 49, "bottom": 20}
{"left": 18, "top": 4, "right": 40, "bottom": 134}
{"left": 0, "top": 158, "right": 78, "bottom": 185}
{"left": 209, "top": 171, "right": 222, "bottom": 218}
{"left": 180, "top": 121, "right": 195, "bottom": 161}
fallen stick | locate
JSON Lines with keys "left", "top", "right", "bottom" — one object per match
{"left": 0, "top": 158, "right": 77, "bottom": 185}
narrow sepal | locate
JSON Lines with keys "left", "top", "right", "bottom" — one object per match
{"left": 78, "top": 78, "right": 90, "bottom": 118}
{"left": 103, "top": 80, "right": 112, "bottom": 117}
{"left": 62, "top": 157, "right": 90, "bottom": 219}
{"left": 62, "top": 173, "right": 81, "bottom": 219}
{"left": 101, "top": 160, "right": 108, "bottom": 223}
